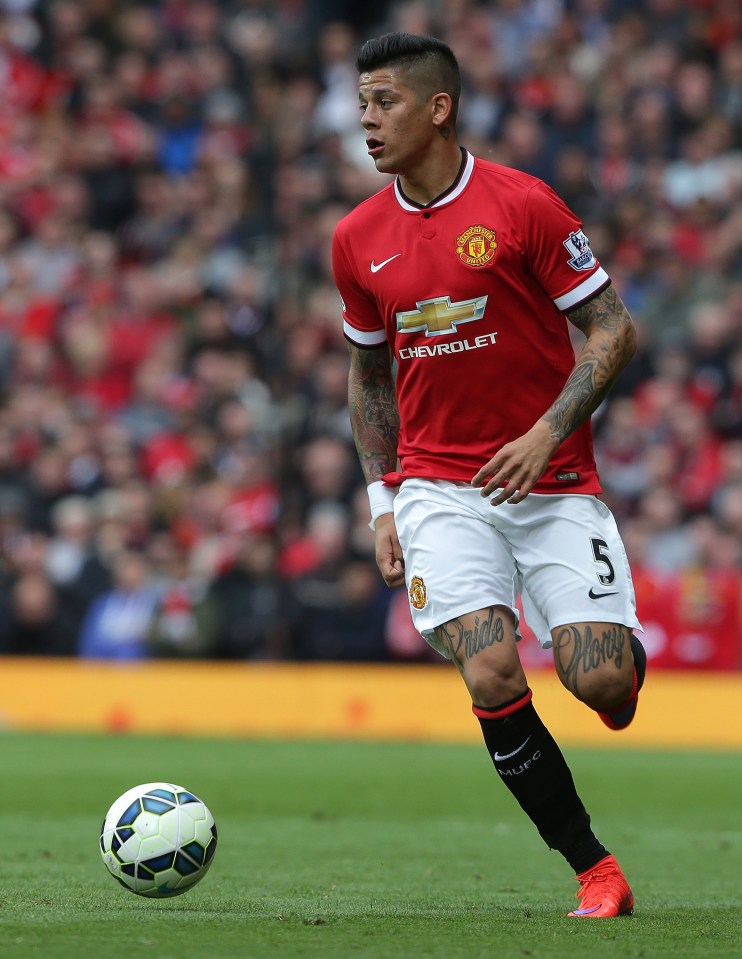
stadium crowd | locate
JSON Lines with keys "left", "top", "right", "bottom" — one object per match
{"left": 0, "top": 0, "right": 741, "bottom": 662}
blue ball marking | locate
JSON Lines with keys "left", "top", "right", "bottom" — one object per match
{"left": 142, "top": 797, "right": 174, "bottom": 815}
{"left": 174, "top": 850, "right": 201, "bottom": 875}
{"left": 117, "top": 799, "right": 142, "bottom": 827}
{"left": 181, "top": 841, "right": 206, "bottom": 866}
{"left": 147, "top": 788, "right": 176, "bottom": 804}
{"left": 141, "top": 851, "right": 176, "bottom": 872}
{"left": 176, "top": 791, "right": 200, "bottom": 805}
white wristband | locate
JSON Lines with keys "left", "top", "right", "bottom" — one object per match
{"left": 367, "top": 481, "right": 396, "bottom": 530}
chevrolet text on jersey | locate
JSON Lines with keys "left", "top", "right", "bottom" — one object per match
{"left": 399, "top": 332, "right": 498, "bottom": 359}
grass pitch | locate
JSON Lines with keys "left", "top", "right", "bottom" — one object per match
{"left": 0, "top": 732, "right": 739, "bottom": 959}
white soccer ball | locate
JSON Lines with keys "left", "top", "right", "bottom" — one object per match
{"left": 100, "top": 782, "right": 217, "bottom": 898}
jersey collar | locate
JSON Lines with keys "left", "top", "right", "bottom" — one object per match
{"left": 393, "top": 149, "right": 474, "bottom": 212}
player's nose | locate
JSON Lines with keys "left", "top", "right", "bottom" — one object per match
{"left": 360, "top": 106, "right": 378, "bottom": 129}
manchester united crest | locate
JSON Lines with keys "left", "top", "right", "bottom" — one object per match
{"left": 456, "top": 225, "right": 497, "bottom": 268}
{"left": 408, "top": 575, "right": 427, "bottom": 610}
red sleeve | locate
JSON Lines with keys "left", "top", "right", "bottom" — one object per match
{"left": 332, "top": 221, "right": 387, "bottom": 347}
{"left": 523, "top": 182, "right": 610, "bottom": 311}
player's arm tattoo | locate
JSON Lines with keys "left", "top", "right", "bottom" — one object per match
{"left": 544, "top": 285, "right": 637, "bottom": 442}
{"left": 347, "top": 342, "right": 400, "bottom": 483}
{"left": 552, "top": 624, "right": 628, "bottom": 701}
{"left": 434, "top": 609, "right": 506, "bottom": 673}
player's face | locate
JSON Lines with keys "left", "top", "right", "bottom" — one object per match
{"left": 358, "top": 68, "right": 438, "bottom": 175}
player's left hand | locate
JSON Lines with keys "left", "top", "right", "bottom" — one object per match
{"left": 471, "top": 420, "right": 560, "bottom": 506}
{"left": 374, "top": 511, "right": 406, "bottom": 588}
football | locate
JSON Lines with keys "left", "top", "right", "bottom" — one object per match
{"left": 100, "top": 782, "right": 218, "bottom": 898}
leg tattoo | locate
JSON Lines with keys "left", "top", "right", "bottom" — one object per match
{"left": 553, "top": 624, "right": 628, "bottom": 701}
{"left": 434, "top": 609, "right": 506, "bottom": 673}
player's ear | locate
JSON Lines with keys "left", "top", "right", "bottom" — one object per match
{"left": 431, "top": 92, "right": 454, "bottom": 128}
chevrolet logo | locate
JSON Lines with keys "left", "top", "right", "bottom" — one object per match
{"left": 396, "top": 295, "right": 488, "bottom": 336}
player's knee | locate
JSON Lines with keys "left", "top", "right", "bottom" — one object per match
{"left": 577, "top": 668, "right": 633, "bottom": 711}
{"left": 552, "top": 622, "right": 634, "bottom": 708}
{"left": 465, "top": 662, "right": 527, "bottom": 710}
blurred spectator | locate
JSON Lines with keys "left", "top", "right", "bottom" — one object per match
{"left": 636, "top": 486, "right": 698, "bottom": 572}
{"left": 148, "top": 531, "right": 218, "bottom": 658}
{"left": 594, "top": 396, "right": 650, "bottom": 514}
{"left": 0, "top": 568, "right": 76, "bottom": 656}
{"left": 294, "top": 557, "right": 391, "bottom": 661}
{"left": 665, "top": 399, "right": 725, "bottom": 513}
{"left": 77, "top": 548, "right": 158, "bottom": 659}
{"left": 713, "top": 481, "right": 742, "bottom": 540}
{"left": 25, "top": 443, "right": 70, "bottom": 533}
{"left": 206, "top": 534, "right": 299, "bottom": 660}
{"left": 45, "top": 494, "right": 95, "bottom": 587}
{"left": 280, "top": 499, "right": 351, "bottom": 580}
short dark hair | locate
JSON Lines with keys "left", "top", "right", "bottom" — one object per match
{"left": 357, "top": 32, "right": 461, "bottom": 124}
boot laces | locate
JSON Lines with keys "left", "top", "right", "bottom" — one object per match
{"left": 575, "top": 865, "right": 613, "bottom": 901}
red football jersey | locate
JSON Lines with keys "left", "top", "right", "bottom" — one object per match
{"left": 333, "top": 152, "right": 610, "bottom": 494}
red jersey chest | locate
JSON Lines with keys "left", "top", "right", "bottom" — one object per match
{"left": 363, "top": 200, "right": 536, "bottom": 356}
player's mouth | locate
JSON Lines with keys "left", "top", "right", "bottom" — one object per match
{"left": 366, "top": 138, "right": 385, "bottom": 157}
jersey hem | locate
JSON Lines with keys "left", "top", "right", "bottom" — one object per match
{"left": 383, "top": 471, "right": 602, "bottom": 495}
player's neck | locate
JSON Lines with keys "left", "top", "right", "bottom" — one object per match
{"left": 397, "top": 140, "right": 464, "bottom": 207}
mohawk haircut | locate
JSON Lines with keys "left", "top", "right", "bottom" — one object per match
{"left": 357, "top": 32, "right": 461, "bottom": 125}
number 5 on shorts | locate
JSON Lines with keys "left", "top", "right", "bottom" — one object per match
{"left": 590, "top": 537, "right": 616, "bottom": 586}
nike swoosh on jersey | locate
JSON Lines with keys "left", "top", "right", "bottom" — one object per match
{"left": 370, "top": 253, "right": 402, "bottom": 273}
{"left": 492, "top": 736, "right": 531, "bottom": 762}
{"left": 588, "top": 588, "right": 620, "bottom": 599}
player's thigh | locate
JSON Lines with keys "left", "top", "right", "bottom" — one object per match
{"left": 550, "top": 620, "right": 634, "bottom": 704}
{"left": 393, "top": 479, "right": 520, "bottom": 659}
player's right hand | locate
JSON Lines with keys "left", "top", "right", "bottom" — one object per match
{"left": 374, "top": 512, "right": 405, "bottom": 588}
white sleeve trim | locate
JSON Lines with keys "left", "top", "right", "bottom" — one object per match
{"left": 343, "top": 320, "right": 388, "bottom": 346}
{"left": 553, "top": 267, "right": 610, "bottom": 311}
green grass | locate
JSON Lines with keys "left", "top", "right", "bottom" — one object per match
{"left": 0, "top": 732, "right": 739, "bottom": 959}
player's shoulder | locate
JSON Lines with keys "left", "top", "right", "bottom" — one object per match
{"left": 334, "top": 181, "right": 397, "bottom": 238}
{"left": 472, "top": 156, "right": 547, "bottom": 195}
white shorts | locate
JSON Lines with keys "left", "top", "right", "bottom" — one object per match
{"left": 394, "top": 479, "right": 641, "bottom": 658}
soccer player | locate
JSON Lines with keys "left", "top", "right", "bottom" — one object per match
{"left": 332, "top": 32, "right": 647, "bottom": 918}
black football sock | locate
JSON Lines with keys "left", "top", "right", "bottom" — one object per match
{"left": 473, "top": 689, "right": 608, "bottom": 874}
